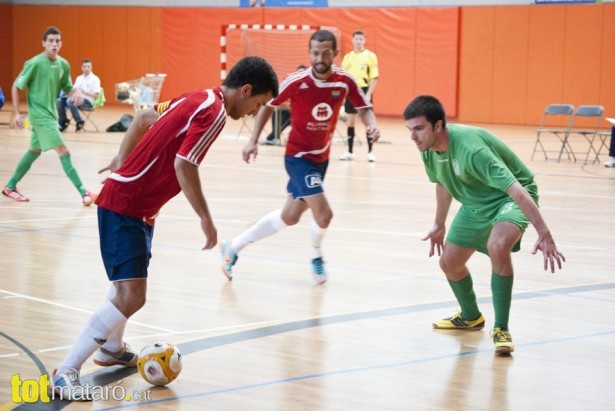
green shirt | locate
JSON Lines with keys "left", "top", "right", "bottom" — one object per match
{"left": 422, "top": 124, "right": 536, "bottom": 216}
{"left": 14, "top": 53, "right": 73, "bottom": 125}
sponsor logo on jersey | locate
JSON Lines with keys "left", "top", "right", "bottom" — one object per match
{"left": 305, "top": 174, "right": 323, "bottom": 188}
{"left": 300, "top": 82, "right": 309, "bottom": 89}
{"left": 452, "top": 159, "right": 460, "bottom": 176}
{"left": 331, "top": 90, "right": 341, "bottom": 100}
{"left": 312, "top": 103, "right": 333, "bottom": 121}
{"left": 500, "top": 202, "right": 514, "bottom": 214}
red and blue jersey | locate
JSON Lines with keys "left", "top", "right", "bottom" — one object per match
{"left": 96, "top": 87, "right": 226, "bottom": 223}
{"left": 271, "top": 67, "right": 371, "bottom": 163}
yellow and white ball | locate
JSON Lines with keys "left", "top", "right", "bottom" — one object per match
{"left": 137, "top": 342, "right": 183, "bottom": 386}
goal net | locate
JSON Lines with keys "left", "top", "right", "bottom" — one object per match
{"left": 220, "top": 24, "right": 342, "bottom": 80}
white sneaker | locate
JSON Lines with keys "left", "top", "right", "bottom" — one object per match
{"left": 367, "top": 152, "right": 376, "bottom": 162}
{"left": 51, "top": 368, "right": 92, "bottom": 401}
{"left": 259, "top": 137, "right": 281, "bottom": 146}
{"left": 339, "top": 152, "right": 354, "bottom": 161}
{"left": 92, "top": 342, "right": 138, "bottom": 367}
{"left": 604, "top": 157, "right": 615, "bottom": 168}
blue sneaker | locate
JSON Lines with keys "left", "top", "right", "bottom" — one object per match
{"left": 220, "top": 239, "right": 238, "bottom": 280}
{"left": 51, "top": 368, "right": 92, "bottom": 401}
{"left": 311, "top": 257, "right": 327, "bottom": 284}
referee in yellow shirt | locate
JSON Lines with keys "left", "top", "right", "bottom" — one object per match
{"left": 340, "top": 29, "right": 379, "bottom": 162}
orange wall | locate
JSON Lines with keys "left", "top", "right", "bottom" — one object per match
{"left": 161, "top": 7, "right": 459, "bottom": 117}
{"left": 9, "top": 5, "right": 163, "bottom": 112}
{"left": 0, "top": 5, "right": 13, "bottom": 100}
{"left": 5, "top": 4, "right": 614, "bottom": 125}
{"left": 458, "top": 4, "right": 615, "bottom": 126}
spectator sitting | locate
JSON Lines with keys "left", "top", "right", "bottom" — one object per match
{"left": 56, "top": 58, "right": 101, "bottom": 132}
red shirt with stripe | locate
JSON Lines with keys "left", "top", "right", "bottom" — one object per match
{"left": 96, "top": 87, "right": 226, "bottom": 224}
{"left": 271, "top": 67, "right": 371, "bottom": 163}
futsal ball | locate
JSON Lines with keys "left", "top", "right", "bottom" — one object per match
{"left": 137, "top": 342, "right": 183, "bottom": 386}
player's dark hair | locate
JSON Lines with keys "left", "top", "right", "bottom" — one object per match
{"left": 403, "top": 95, "right": 447, "bottom": 128}
{"left": 352, "top": 30, "right": 365, "bottom": 37}
{"left": 223, "top": 56, "right": 279, "bottom": 98}
{"left": 310, "top": 29, "right": 337, "bottom": 52}
{"left": 43, "top": 26, "right": 61, "bottom": 41}
{"left": 82, "top": 58, "right": 92, "bottom": 64}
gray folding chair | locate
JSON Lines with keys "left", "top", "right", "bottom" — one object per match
{"left": 531, "top": 104, "right": 574, "bottom": 161}
{"left": 77, "top": 87, "right": 105, "bottom": 133}
{"left": 557, "top": 105, "right": 604, "bottom": 164}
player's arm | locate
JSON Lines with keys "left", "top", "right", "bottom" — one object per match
{"left": 422, "top": 183, "right": 453, "bottom": 257}
{"left": 365, "top": 78, "right": 378, "bottom": 100}
{"left": 506, "top": 181, "right": 565, "bottom": 272}
{"left": 365, "top": 52, "right": 379, "bottom": 99}
{"left": 356, "top": 107, "right": 380, "bottom": 142}
{"left": 11, "top": 85, "right": 23, "bottom": 128}
{"left": 243, "top": 104, "right": 275, "bottom": 163}
{"left": 65, "top": 78, "right": 85, "bottom": 106}
{"left": 98, "top": 108, "right": 159, "bottom": 174}
{"left": 174, "top": 157, "right": 217, "bottom": 250}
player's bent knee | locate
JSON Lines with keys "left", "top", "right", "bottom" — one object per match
{"left": 314, "top": 210, "right": 332, "bottom": 228}
{"left": 487, "top": 238, "right": 515, "bottom": 260}
{"left": 438, "top": 256, "right": 465, "bottom": 278}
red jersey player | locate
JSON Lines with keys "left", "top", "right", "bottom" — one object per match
{"left": 220, "top": 29, "right": 380, "bottom": 284}
{"left": 50, "top": 57, "right": 279, "bottom": 401}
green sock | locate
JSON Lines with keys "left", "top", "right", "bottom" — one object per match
{"left": 59, "top": 153, "right": 87, "bottom": 197}
{"left": 7, "top": 150, "right": 41, "bottom": 188}
{"left": 491, "top": 272, "right": 514, "bottom": 330}
{"left": 448, "top": 275, "right": 481, "bottom": 321}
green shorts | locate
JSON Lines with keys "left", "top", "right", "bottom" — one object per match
{"left": 30, "top": 122, "right": 65, "bottom": 151}
{"left": 446, "top": 187, "right": 539, "bottom": 256}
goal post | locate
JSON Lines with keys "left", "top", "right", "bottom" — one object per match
{"left": 220, "top": 24, "right": 342, "bottom": 80}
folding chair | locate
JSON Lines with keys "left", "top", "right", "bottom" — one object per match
{"left": 79, "top": 87, "right": 106, "bottom": 132}
{"left": 557, "top": 105, "right": 604, "bottom": 164}
{"left": 531, "top": 104, "right": 574, "bottom": 161}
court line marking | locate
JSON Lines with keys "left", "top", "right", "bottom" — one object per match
{"left": 94, "top": 329, "right": 615, "bottom": 410}
{"left": 0, "top": 289, "right": 175, "bottom": 334}
{"left": 6, "top": 281, "right": 613, "bottom": 410}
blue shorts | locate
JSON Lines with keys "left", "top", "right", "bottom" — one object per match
{"left": 284, "top": 155, "right": 328, "bottom": 200}
{"left": 98, "top": 207, "right": 154, "bottom": 281}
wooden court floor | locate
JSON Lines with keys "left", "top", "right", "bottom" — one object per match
{"left": 1, "top": 106, "right": 614, "bottom": 410}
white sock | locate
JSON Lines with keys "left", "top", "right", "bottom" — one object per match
{"left": 310, "top": 220, "right": 327, "bottom": 259}
{"left": 57, "top": 301, "right": 127, "bottom": 372}
{"left": 101, "top": 285, "right": 125, "bottom": 353}
{"left": 231, "top": 209, "right": 287, "bottom": 253}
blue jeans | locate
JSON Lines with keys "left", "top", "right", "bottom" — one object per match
{"left": 56, "top": 95, "right": 92, "bottom": 125}
{"left": 265, "top": 108, "right": 291, "bottom": 141}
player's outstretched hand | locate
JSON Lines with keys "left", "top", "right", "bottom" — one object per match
{"left": 12, "top": 114, "right": 23, "bottom": 129}
{"left": 532, "top": 231, "right": 566, "bottom": 273}
{"left": 98, "top": 156, "right": 122, "bottom": 183}
{"left": 201, "top": 219, "right": 218, "bottom": 251}
{"left": 421, "top": 224, "right": 446, "bottom": 257}
{"left": 242, "top": 142, "right": 258, "bottom": 163}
